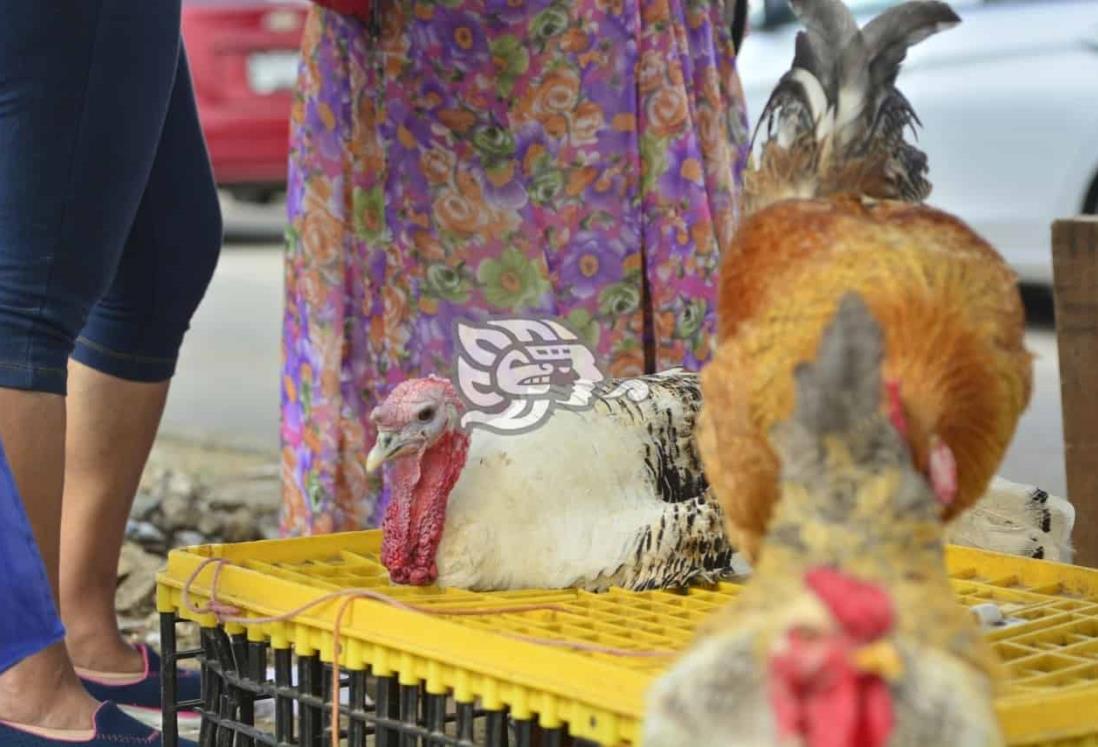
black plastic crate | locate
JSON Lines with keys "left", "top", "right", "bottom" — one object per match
{"left": 159, "top": 612, "right": 595, "bottom": 747}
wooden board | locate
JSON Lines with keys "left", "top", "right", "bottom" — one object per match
{"left": 1052, "top": 217, "right": 1098, "bottom": 567}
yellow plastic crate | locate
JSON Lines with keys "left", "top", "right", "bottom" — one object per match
{"left": 157, "top": 529, "right": 1098, "bottom": 746}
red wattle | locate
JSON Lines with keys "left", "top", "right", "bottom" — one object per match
{"left": 769, "top": 632, "right": 894, "bottom": 747}
{"left": 380, "top": 429, "right": 469, "bottom": 586}
{"left": 859, "top": 675, "right": 894, "bottom": 747}
{"left": 380, "top": 455, "right": 422, "bottom": 582}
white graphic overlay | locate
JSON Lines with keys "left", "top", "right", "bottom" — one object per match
{"left": 453, "top": 317, "right": 651, "bottom": 434}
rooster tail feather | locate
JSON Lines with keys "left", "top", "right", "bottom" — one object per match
{"left": 863, "top": 2, "right": 961, "bottom": 90}
{"left": 747, "top": 0, "right": 959, "bottom": 213}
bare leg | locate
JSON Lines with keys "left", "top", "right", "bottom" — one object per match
{"left": 0, "top": 389, "right": 99, "bottom": 729}
{"left": 60, "top": 361, "right": 169, "bottom": 674}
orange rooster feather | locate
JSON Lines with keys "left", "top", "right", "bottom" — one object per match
{"left": 698, "top": 0, "right": 1033, "bottom": 560}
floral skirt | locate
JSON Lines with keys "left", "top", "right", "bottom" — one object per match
{"left": 280, "top": 0, "right": 750, "bottom": 534}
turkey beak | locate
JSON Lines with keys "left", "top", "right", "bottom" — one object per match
{"left": 366, "top": 430, "right": 414, "bottom": 473}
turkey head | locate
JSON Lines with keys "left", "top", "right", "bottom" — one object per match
{"left": 366, "top": 376, "right": 469, "bottom": 585}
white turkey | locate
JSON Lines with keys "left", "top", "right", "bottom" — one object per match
{"left": 365, "top": 371, "right": 1073, "bottom": 591}
{"left": 367, "top": 370, "right": 744, "bottom": 591}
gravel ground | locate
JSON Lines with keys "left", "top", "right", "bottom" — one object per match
{"left": 118, "top": 434, "right": 279, "bottom": 658}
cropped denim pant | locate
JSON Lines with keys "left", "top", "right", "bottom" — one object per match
{"left": 0, "top": 0, "right": 223, "bottom": 395}
{"left": 0, "top": 0, "right": 223, "bottom": 670}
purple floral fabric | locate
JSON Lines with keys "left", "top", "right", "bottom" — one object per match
{"left": 281, "top": 0, "right": 750, "bottom": 534}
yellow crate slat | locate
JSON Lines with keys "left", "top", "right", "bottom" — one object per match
{"left": 157, "top": 530, "right": 1098, "bottom": 746}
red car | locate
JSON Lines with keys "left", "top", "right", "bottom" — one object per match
{"left": 182, "top": 0, "right": 309, "bottom": 203}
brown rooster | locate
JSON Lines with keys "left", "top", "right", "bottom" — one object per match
{"left": 697, "top": 0, "right": 1033, "bottom": 560}
{"left": 644, "top": 293, "right": 1005, "bottom": 747}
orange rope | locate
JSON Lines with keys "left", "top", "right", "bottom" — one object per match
{"left": 178, "top": 557, "right": 676, "bottom": 747}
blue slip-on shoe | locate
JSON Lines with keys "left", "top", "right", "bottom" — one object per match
{"left": 0, "top": 701, "right": 196, "bottom": 746}
{"left": 78, "top": 644, "right": 201, "bottom": 730}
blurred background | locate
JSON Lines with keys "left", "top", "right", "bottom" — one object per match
{"left": 161, "top": 0, "right": 1097, "bottom": 500}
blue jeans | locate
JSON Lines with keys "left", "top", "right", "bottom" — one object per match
{"left": 0, "top": 0, "right": 223, "bottom": 396}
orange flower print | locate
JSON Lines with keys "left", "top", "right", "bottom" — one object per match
{"left": 647, "top": 86, "right": 689, "bottom": 137}
{"left": 701, "top": 67, "right": 722, "bottom": 110}
{"left": 299, "top": 270, "right": 328, "bottom": 309}
{"left": 656, "top": 310, "right": 676, "bottom": 340}
{"left": 316, "top": 101, "right": 336, "bottom": 131}
{"left": 533, "top": 67, "right": 581, "bottom": 117}
{"left": 382, "top": 3, "right": 407, "bottom": 38}
{"left": 566, "top": 166, "right": 598, "bottom": 197}
{"left": 369, "top": 313, "right": 384, "bottom": 345}
{"left": 438, "top": 107, "right": 477, "bottom": 134}
{"left": 667, "top": 59, "right": 685, "bottom": 88}
{"left": 412, "top": 230, "right": 445, "bottom": 262}
{"left": 321, "top": 365, "right": 341, "bottom": 399}
{"left": 419, "top": 90, "right": 442, "bottom": 110}
{"left": 641, "top": 0, "right": 670, "bottom": 24}
{"left": 418, "top": 296, "right": 439, "bottom": 314}
{"left": 453, "top": 24, "right": 476, "bottom": 50}
{"left": 697, "top": 105, "right": 720, "bottom": 157}
{"left": 691, "top": 219, "right": 715, "bottom": 254}
{"left": 689, "top": 220, "right": 715, "bottom": 254}
{"left": 637, "top": 50, "right": 665, "bottom": 94}
{"left": 340, "top": 419, "right": 366, "bottom": 461}
{"left": 560, "top": 27, "right": 590, "bottom": 53}
{"left": 382, "top": 284, "right": 410, "bottom": 330}
{"left": 433, "top": 188, "right": 482, "bottom": 235}
{"left": 543, "top": 114, "right": 569, "bottom": 139}
{"left": 571, "top": 100, "right": 604, "bottom": 146}
{"left": 612, "top": 113, "right": 635, "bottom": 132}
{"left": 420, "top": 147, "right": 456, "bottom": 185}
{"left": 397, "top": 125, "right": 417, "bottom": 149}
{"left": 454, "top": 170, "right": 485, "bottom": 201}
{"left": 524, "top": 143, "right": 547, "bottom": 175}
{"left": 303, "top": 184, "right": 332, "bottom": 214}
{"left": 595, "top": 0, "right": 624, "bottom": 16}
{"left": 680, "top": 157, "right": 704, "bottom": 185}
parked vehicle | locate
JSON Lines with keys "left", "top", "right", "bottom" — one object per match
{"left": 181, "top": 0, "right": 308, "bottom": 203}
{"left": 738, "top": 0, "right": 1098, "bottom": 285}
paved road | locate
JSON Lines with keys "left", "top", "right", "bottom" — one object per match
{"left": 161, "top": 243, "right": 283, "bottom": 453}
{"left": 162, "top": 195, "right": 1068, "bottom": 495}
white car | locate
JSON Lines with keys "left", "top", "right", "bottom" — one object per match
{"left": 737, "top": 0, "right": 1098, "bottom": 285}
